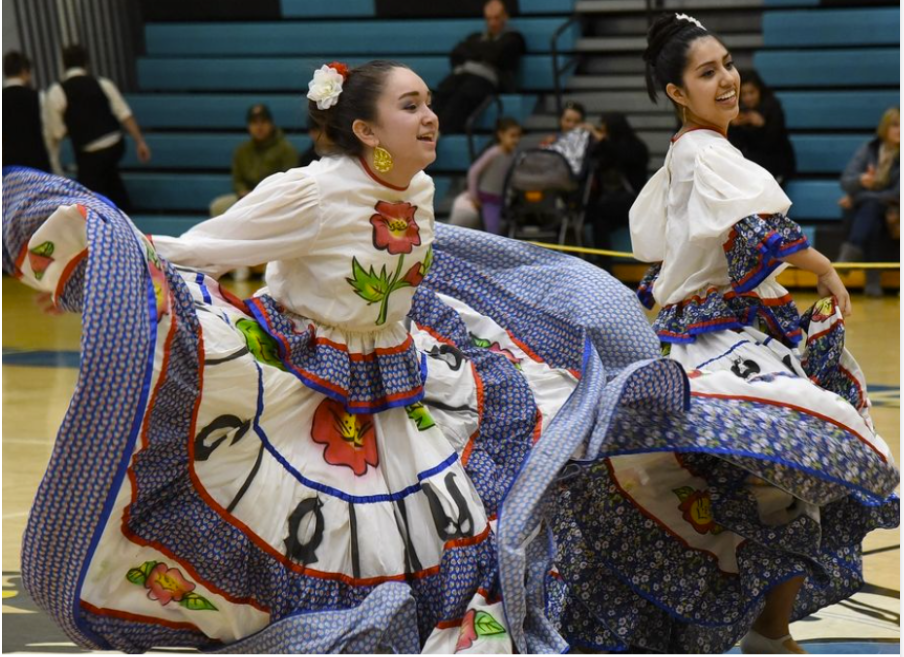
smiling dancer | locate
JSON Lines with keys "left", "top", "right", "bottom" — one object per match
{"left": 619, "top": 13, "right": 899, "bottom": 653}
{"left": 2, "top": 59, "right": 685, "bottom": 653}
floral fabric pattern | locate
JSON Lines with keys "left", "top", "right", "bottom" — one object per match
{"left": 652, "top": 286, "right": 802, "bottom": 345}
{"left": 723, "top": 213, "right": 809, "bottom": 294}
{"left": 311, "top": 398, "right": 379, "bottom": 475}
{"left": 126, "top": 561, "right": 217, "bottom": 611}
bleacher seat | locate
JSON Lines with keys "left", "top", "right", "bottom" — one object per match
{"left": 791, "top": 135, "right": 866, "bottom": 175}
{"left": 785, "top": 180, "right": 844, "bottom": 221}
{"left": 763, "top": 8, "right": 899, "bottom": 48}
{"left": 137, "top": 55, "right": 559, "bottom": 91}
{"left": 777, "top": 91, "right": 900, "bottom": 130}
{"left": 144, "top": 18, "right": 577, "bottom": 56}
{"left": 64, "top": 134, "right": 490, "bottom": 172}
{"left": 279, "top": 0, "right": 575, "bottom": 18}
{"left": 125, "top": 173, "right": 452, "bottom": 213}
{"left": 124, "top": 93, "right": 537, "bottom": 132}
{"left": 754, "top": 49, "right": 899, "bottom": 88}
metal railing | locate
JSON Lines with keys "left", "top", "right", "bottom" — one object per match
{"left": 551, "top": 14, "right": 581, "bottom": 118}
{"left": 465, "top": 94, "right": 504, "bottom": 162}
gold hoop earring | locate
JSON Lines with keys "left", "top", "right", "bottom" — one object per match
{"left": 373, "top": 146, "right": 393, "bottom": 173}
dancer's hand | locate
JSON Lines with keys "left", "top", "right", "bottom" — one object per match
{"left": 816, "top": 268, "right": 852, "bottom": 317}
{"left": 35, "top": 292, "right": 64, "bottom": 315}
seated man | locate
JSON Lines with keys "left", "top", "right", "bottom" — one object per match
{"left": 209, "top": 103, "right": 299, "bottom": 217}
{"left": 432, "top": 0, "right": 525, "bottom": 134}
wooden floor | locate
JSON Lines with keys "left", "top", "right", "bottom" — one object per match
{"left": 2, "top": 276, "right": 899, "bottom": 652}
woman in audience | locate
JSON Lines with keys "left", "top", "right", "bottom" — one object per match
{"left": 448, "top": 116, "right": 522, "bottom": 234}
{"left": 728, "top": 69, "right": 796, "bottom": 184}
{"left": 837, "top": 106, "right": 900, "bottom": 296}
{"left": 587, "top": 111, "right": 650, "bottom": 252}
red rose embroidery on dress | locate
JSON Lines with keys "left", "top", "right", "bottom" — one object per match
{"left": 370, "top": 201, "right": 421, "bottom": 255}
{"left": 311, "top": 398, "right": 379, "bottom": 476}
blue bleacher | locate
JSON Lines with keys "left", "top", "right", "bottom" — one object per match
{"left": 785, "top": 181, "right": 844, "bottom": 221}
{"left": 124, "top": 93, "right": 536, "bottom": 131}
{"left": 137, "top": 55, "right": 558, "bottom": 92}
{"left": 144, "top": 18, "right": 577, "bottom": 56}
{"left": 126, "top": 173, "right": 452, "bottom": 218}
{"left": 777, "top": 91, "right": 900, "bottom": 130}
{"left": 791, "top": 135, "right": 866, "bottom": 175}
{"left": 278, "top": 0, "right": 575, "bottom": 19}
{"left": 756, "top": 4, "right": 898, "bottom": 237}
{"left": 754, "top": 49, "right": 899, "bottom": 88}
{"left": 64, "top": 134, "right": 490, "bottom": 172}
{"left": 280, "top": 0, "right": 375, "bottom": 18}
{"left": 763, "top": 8, "right": 899, "bottom": 48}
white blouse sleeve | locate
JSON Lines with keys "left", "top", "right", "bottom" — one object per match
{"left": 629, "top": 165, "right": 669, "bottom": 262}
{"left": 152, "top": 169, "right": 321, "bottom": 276}
{"left": 686, "top": 140, "right": 792, "bottom": 242}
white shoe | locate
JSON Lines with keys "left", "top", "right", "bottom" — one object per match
{"left": 740, "top": 630, "right": 806, "bottom": 654}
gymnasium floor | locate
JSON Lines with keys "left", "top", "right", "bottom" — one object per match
{"left": 2, "top": 277, "right": 899, "bottom": 653}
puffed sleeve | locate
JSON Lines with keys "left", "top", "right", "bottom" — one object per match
{"left": 686, "top": 139, "right": 792, "bottom": 242}
{"left": 628, "top": 165, "right": 669, "bottom": 262}
{"left": 152, "top": 169, "right": 321, "bottom": 277}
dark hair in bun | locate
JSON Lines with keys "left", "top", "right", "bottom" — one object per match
{"left": 307, "top": 60, "right": 409, "bottom": 158}
{"left": 643, "top": 13, "right": 720, "bottom": 106}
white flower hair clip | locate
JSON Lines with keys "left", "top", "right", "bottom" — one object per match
{"left": 307, "top": 62, "right": 349, "bottom": 110}
{"left": 675, "top": 13, "right": 705, "bottom": 30}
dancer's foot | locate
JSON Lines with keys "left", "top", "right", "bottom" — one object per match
{"left": 740, "top": 629, "right": 807, "bottom": 654}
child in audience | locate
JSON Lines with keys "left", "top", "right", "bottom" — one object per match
{"left": 448, "top": 116, "right": 521, "bottom": 234}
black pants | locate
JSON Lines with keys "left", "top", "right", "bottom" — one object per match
{"left": 433, "top": 72, "right": 496, "bottom": 134}
{"left": 75, "top": 139, "right": 131, "bottom": 213}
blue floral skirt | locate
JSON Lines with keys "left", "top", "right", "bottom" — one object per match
{"left": 2, "top": 167, "right": 899, "bottom": 654}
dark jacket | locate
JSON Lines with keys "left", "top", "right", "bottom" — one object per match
{"left": 450, "top": 29, "right": 526, "bottom": 92}
{"left": 2, "top": 84, "right": 52, "bottom": 171}
{"left": 728, "top": 96, "right": 796, "bottom": 182}
{"left": 840, "top": 137, "right": 900, "bottom": 206}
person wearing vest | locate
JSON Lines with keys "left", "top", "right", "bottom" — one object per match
{"left": 45, "top": 45, "right": 151, "bottom": 212}
{"left": 2, "top": 51, "right": 52, "bottom": 173}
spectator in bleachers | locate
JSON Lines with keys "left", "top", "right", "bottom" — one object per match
{"left": 448, "top": 116, "right": 522, "bottom": 234}
{"left": 837, "top": 106, "right": 900, "bottom": 296}
{"left": 432, "top": 0, "right": 526, "bottom": 134}
{"left": 45, "top": 45, "right": 151, "bottom": 212}
{"left": 209, "top": 103, "right": 299, "bottom": 217}
{"left": 728, "top": 69, "right": 795, "bottom": 184}
{"left": 587, "top": 112, "right": 649, "bottom": 252}
{"left": 3, "top": 51, "right": 53, "bottom": 173}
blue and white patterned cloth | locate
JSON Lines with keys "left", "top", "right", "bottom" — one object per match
{"left": 3, "top": 167, "right": 898, "bottom": 654}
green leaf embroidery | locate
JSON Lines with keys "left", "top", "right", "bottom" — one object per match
{"left": 474, "top": 610, "right": 506, "bottom": 637}
{"left": 406, "top": 402, "right": 436, "bottom": 431}
{"left": 347, "top": 257, "right": 391, "bottom": 304}
{"left": 30, "top": 241, "right": 55, "bottom": 257}
{"left": 470, "top": 334, "right": 491, "bottom": 349}
{"left": 672, "top": 486, "right": 694, "bottom": 503}
{"left": 179, "top": 592, "right": 218, "bottom": 611}
{"left": 422, "top": 246, "right": 434, "bottom": 277}
{"left": 125, "top": 560, "right": 158, "bottom": 586}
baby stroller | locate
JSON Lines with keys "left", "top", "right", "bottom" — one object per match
{"left": 501, "top": 128, "right": 596, "bottom": 246}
